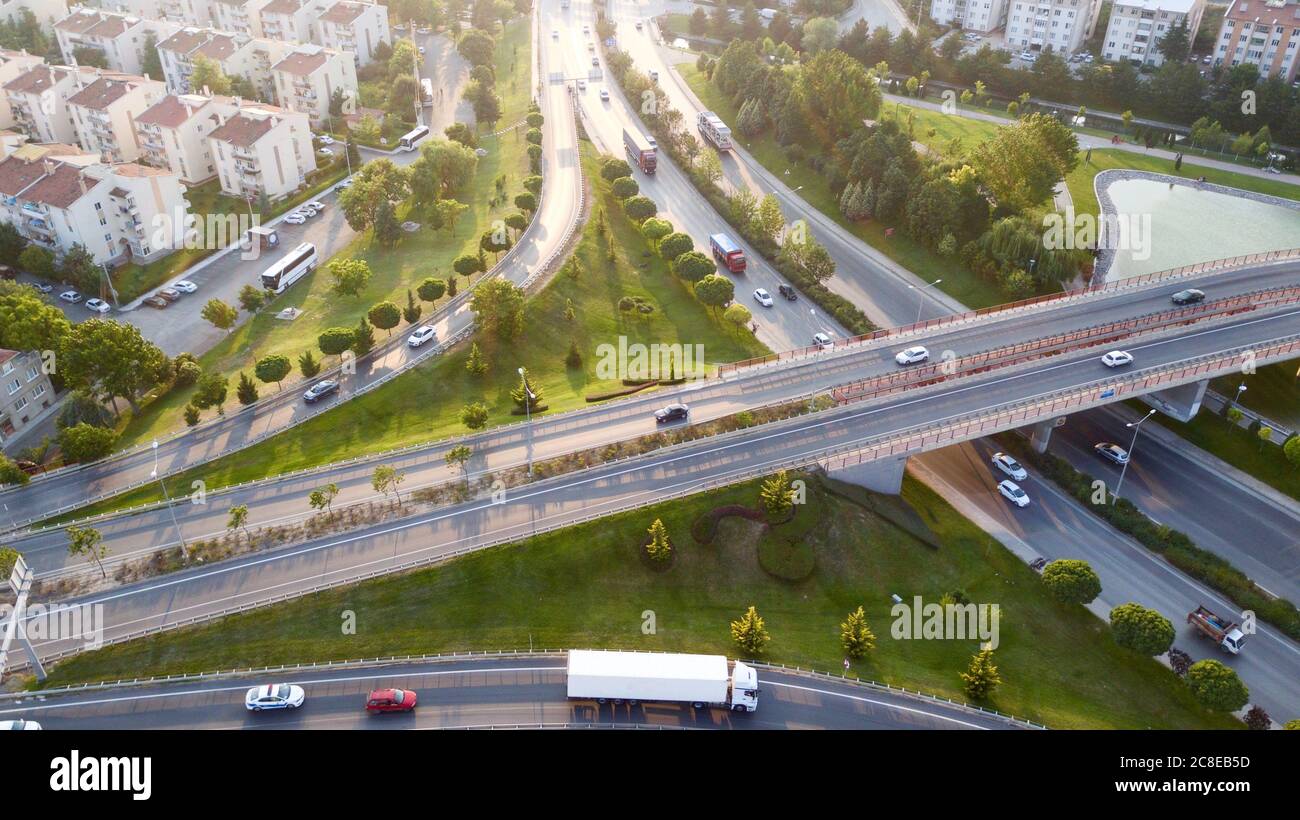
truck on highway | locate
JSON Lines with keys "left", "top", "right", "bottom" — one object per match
{"left": 1187, "top": 605, "right": 1246, "bottom": 653}
{"left": 623, "top": 127, "right": 657, "bottom": 174}
{"left": 697, "top": 111, "right": 732, "bottom": 151}
{"left": 710, "top": 232, "right": 746, "bottom": 273}
{"left": 566, "top": 650, "right": 759, "bottom": 712}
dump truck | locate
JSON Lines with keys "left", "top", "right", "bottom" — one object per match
{"left": 1187, "top": 605, "right": 1246, "bottom": 654}
{"left": 566, "top": 650, "right": 759, "bottom": 712}
{"left": 710, "top": 232, "right": 746, "bottom": 273}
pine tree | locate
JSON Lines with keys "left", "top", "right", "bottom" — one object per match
{"left": 512, "top": 367, "right": 544, "bottom": 412}
{"left": 353, "top": 317, "right": 375, "bottom": 356}
{"left": 235, "top": 372, "right": 259, "bottom": 405}
{"left": 838, "top": 180, "right": 861, "bottom": 218}
{"left": 840, "top": 606, "right": 876, "bottom": 658}
{"left": 466, "top": 342, "right": 488, "bottom": 376}
{"left": 730, "top": 605, "right": 770, "bottom": 655}
{"left": 403, "top": 289, "right": 422, "bottom": 324}
{"left": 645, "top": 518, "right": 672, "bottom": 563}
{"left": 759, "top": 470, "right": 796, "bottom": 520}
{"left": 960, "top": 647, "right": 1002, "bottom": 700}
{"left": 859, "top": 178, "right": 876, "bottom": 219}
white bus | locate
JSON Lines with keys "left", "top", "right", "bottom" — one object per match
{"left": 261, "top": 242, "right": 317, "bottom": 294}
{"left": 399, "top": 125, "right": 430, "bottom": 151}
{"left": 420, "top": 78, "right": 434, "bottom": 106}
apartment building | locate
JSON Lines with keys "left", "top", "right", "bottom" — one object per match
{"left": 1005, "top": 0, "right": 1103, "bottom": 54}
{"left": 270, "top": 43, "right": 355, "bottom": 126}
{"left": 3, "top": 64, "right": 85, "bottom": 144}
{"left": 0, "top": 129, "right": 26, "bottom": 159}
{"left": 1102, "top": 0, "right": 1205, "bottom": 66}
{"left": 54, "top": 8, "right": 180, "bottom": 78}
{"left": 208, "top": 102, "right": 314, "bottom": 200}
{"left": 211, "top": 0, "right": 272, "bottom": 36}
{"left": 0, "top": 147, "right": 191, "bottom": 264}
{"left": 135, "top": 92, "right": 219, "bottom": 182}
{"left": 929, "top": 0, "right": 1010, "bottom": 34}
{"left": 0, "top": 49, "right": 45, "bottom": 130}
{"left": 1215, "top": 0, "right": 1300, "bottom": 82}
{"left": 158, "top": 26, "right": 252, "bottom": 92}
{"left": 0, "top": 0, "right": 70, "bottom": 32}
{"left": 0, "top": 348, "right": 55, "bottom": 447}
{"left": 315, "top": 0, "right": 389, "bottom": 65}
{"left": 68, "top": 73, "right": 165, "bottom": 162}
{"left": 257, "top": 0, "right": 319, "bottom": 43}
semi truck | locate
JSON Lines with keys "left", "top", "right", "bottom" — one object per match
{"left": 1187, "top": 605, "right": 1246, "bottom": 654}
{"left": 623, "top": 127, "right": 657, "bottom": 174}
{"left": 566, "top": 650, "right": 759, "bottom": 712}
{"left": 697, "top": 111, "right": 732, "bottom": 151}
{"left": 710, "top": 232, "right": 746, "bottom": 273}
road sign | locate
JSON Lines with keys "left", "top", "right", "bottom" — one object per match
{"left": 8, "top": 555, "right": 27, "bottom": 595}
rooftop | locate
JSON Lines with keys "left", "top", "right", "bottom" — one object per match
{"left": 208, "top": 112, "right": 277, "bottom": 147}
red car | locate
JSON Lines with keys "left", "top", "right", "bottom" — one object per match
{"left": 365, "top": 688, "right": 418, "bottom": 713}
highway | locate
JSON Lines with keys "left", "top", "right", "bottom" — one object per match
{"left": 0, "top": 657, "right": 1022, "bottom": 730}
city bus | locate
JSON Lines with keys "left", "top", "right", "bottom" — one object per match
{"left": 420, "top": 78, "right": 434, "bottom": 106}
{"left": 398, "top": 125, "right": 430, "bottom": 151}
{"left": 260, "top": 242, "right": 317, "bottom": 294}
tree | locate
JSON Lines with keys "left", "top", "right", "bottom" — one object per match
{"left": 512, "top": 367, "right": 544, "bottom": 412}
{"left": 309, "top": 482, "right": 340, "bottom": 519}
{"left": 445, "top": 444, "right": 473, "bottom": 486}
{"left": 237, "top": 283, "right": 265, "bottom": 313}
{"left": 372, "top": 464, "right": 406, "bottom": 505}
{"left": 840, "top": 606, "right": 876, "bottom": 658}
{"left": 0, "top": 455, "right": 30, "bottom": 487}
{"left": 724, "top": 303, "right": 752, "bottom": 333}
{"left": 201, "top": 298, "right": 238, "bottom": 333}
{"left": 801, "top": 16, "right": 839, "bottom": 53}
{"left": 457, "top": 28, "right": 496, "bottom": 67}
{"left": 253, "top": 355, "right": 292, "bottom": 391}
{"left": 1284, "top": 435, "right": 1300, "bottom": 470}
{"left": 645, "top": 518, "right": 672, "bottom": 563}
{"left": 373, "top": 200, "right": 402, "bottom": 247}
{"left": 318, "top": 327, "right": 355, "bottom": 362}
{"left": 183, "top": 404, "right": 201, "bottom": 426}
{"left": 600, "top": 157, "right": 633, "bottom": 181}
{"left": 453, "top": 253, "right": 484, "bottom": 279}
{"left": 189, "top": 53, "right": 232, "bottom": 95}
{"left": 1244, "top": 705, "right": 1271, "bottom": 730}
{"left": 1186, "top": 659, "right": 1250, "bottom": 712}
{"left": 235, "top": 372, "right": 259, "bottom": 405}
{"left": 470, "top": 278, "right": 525, "bottom": 339}
{"left": 1109, "top": 603, "right": 1175, "bottom": 656}
{"left": 329, "top": 259, "right": 374, "bottom": 299}
{"left": 352, "top": 317, "right": 375, "bottom": 356}
{"left": 658, "top": 232, "right": 693, "bottom": 262}
{"left": 1258, "top": 425, "right": 1273, "bottom": 451}
{"left": 59, "top": 319, "right": 167, "bottom": 413}
{"left": 461, "top": 401, "right": 489, "bottom": 430}
{"left": 730, "top": 605, "right": 770, "bottom": 655}
{"left": 466, "top": 342, "right": 488, "bottom": 376}
{"left": 674, "top": 251, "right": 714, "bottom": 284}
{"left": 140, "top": 31, "right": 163, "bottom": 80}
{"left": 960, "top": 647, "right": 1002, "bottom": 700}
{"left": 227, "top": 504, "right": 250, "bottom": 541}
{"left": 445, "top": 121, "right": 477, "bottom": 147}
{"left": 694, "top": 274, "right": 734, "bottom": 314}
{"left": 192, "top": 372, "right": 228, "bottom": 414}
{"left": 67, "top": 525, "right": 108, "bottom": 578}
{"left": 610, "top": 176, "right": 639, "bottom": 199}
{"left": 59, "top": 243, "right": 100, "bottom": 292}
{"left": 409, "top": 138, "right": 479, "bottom": 204}
{"left": 754, "top": 194, "right": 785, "bottom": 243}
{"left": 480, "top": 226, "right": 511, "bottom": 260}
{"left": 417, "top": 277, "right": 447, "bottom": 303}
{"left": 0, "top": 285, "right": 70, "bottom": 351}
{"left": 1156, "top": 17, "right": 1191, "bottom": 62}
{"left": 367, "top": 301, "right": 402, "bottom": 337}
{"left": 759, "top": 470, "right": 796, "bottom": 519}
{"left": 57, "top": 422, "right": 117, "bottom": 463}
{"left": 640, "top": 217, "right": 672, "bottom": 247}
{"left": 696, "top": 148, "right": 722, "bottom": 184}
{"left": 338, "top": 159, "right": 409, "bottom": 231}
{"left": 298, "top": 350, "right": 321, "bottom": 378}
{"left": 1167, "top": 647, "right": 1193, "bottom": 676}
{"left": 0, "top": 546, "right": 19, "bottom": 577}
{"left": 403, "top": 289, "right": 422, "bottom": 325}
{"left": 689, "top": 7, "right": 708, "bottom": 36}
{"left": 1041, "top": 559, "right": 1102, "bottom": 605}
{"left": 18, "top": 245, "right": 55, "bottom": 279}
{"left": 622, "top": 195, "right": 658, "bottom": 222}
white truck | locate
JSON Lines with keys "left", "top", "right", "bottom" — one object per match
{"left": 566, "top": 650, "right": 759, "bottom": 712}
{"left": 1187, "top": 605, "right": 1247, "bottom": 654}
{"left": 697, "top": 111, "right": 732, "bottom": 151}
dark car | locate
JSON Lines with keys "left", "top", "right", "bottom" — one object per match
{"left": 143, "top": 295, "right": 170, "bottom": 309}
{"left": 365, "top": 688, "right": 418, "bottom": 713}
{"left": 303, "top": 379, "right": 339, "bottom": 404}
{"left": 778, "top": 283, "right": 798, "bottom": 301}
{"left": 0, "top": 265, "right": 15, "bottom": 280}
{"left": 654, "top": 403, "right": 689, "bottom": 423}
{"left": 1094, "top": 442, "right": 1130, "bottom": 465}
{"left": 1171, "top": 288, "right": 1205, "bottom": 306}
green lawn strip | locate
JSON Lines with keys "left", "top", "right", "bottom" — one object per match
{"left": 45, "top": 140, "right": 767, "bottom": 523}
{"left": 1212, "top": 364, "right": 1300, "bottom": 430}
{"left": 39, "top": 472, "right": 1235, "bottom": 729}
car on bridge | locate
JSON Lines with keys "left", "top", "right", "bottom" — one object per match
{"left": 245, "top": 683, "right": 305, "bottom": 711}
{"left": 654, "top": 403, "right": 689, "bottom": 424}
{"left": 303, "top": 379, "right": 340, "bottom": 404}
{"left": 1094, "top": 442, "right": 1130, "bottom": 465}
{"left": 1101, "top": 350, "right": 1134, "bottom": 368}
{"left": 894, "top": 346, "right": 930, "bottom": 366}
{"left": 0, "top": 719, "right": 41, "bottom": 730}
{"left": 1171, "top": 288, "right": 1205, "bottom": 305}
{"left": 365, "top": 688, "right": 418, "bottom": 713}
{"left": 991, "top": 452, "right": 1028, "bottom": 481}
{"left": 998, "top": 480, "right": 1030, "bottom": 508}
{"left": 407, "top": 325, "right": 437, "bottom": 347}
{"left": 813, "top": 332, "right": 833, "bottom": 349}
{"left": 753, "top": 288, "right": 774, "bottom": 307}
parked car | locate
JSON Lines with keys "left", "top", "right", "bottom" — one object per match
{"left": 998, "top": 480, "right": 1030, "bottom": 508}
{"left": 33, "top": 282, "right": 53, "bottom": 294}
{"left": 0, "top": 264, "right": 14, "bottom": 279}
{"left": 157, "top": 288, "right": 181, "bottom": 302}
{"left": 1171, "top": 288, "right": 1205, "bottom": 305}
{"left": 418, "top": 46, "right": 426, "bottom": 55}
{"left": 1094, "top": 442, "right": 1130, "bottom": 465}
{"left": 303, "top": 379, "right": 339, "bottom": 404}
{"left": 365, "top": 688, "right": 418, "bottom": 713}
{"left": 84, "top": 298, "right": 111, "bottom": 313}
{"left": 778, "top": 283, "right": 798, "bottom": 301}
{"left": 635, "top": 20, "right": 643, "bottom": 29}
{"left": 284, "top": 212, "right": 306, "bottom": 225}
{"left": 894, "top": 345, "right": 930, "bottom": 366}
{"left": 245, "top": 684, "right": 305, "bottom": 711}
{"left": 58, "top": 290, "right": 82, "bottom": 303}
{"left": 649, "top": 69, "right": 658, "bottom": 82}
{"left": 317, "top": 134, "right": 335, "bottom": 146}
{"left": 753, "top": 287, "right": 774, "bottom": 307}
{"left": 143, "top": 295, "right": 170, "bottom": 309}
{"left": 306, "top": 200, "right": 326, "bottom": 212}
{"left": 407, "top": 325, "right": 437, "bottom": 347}
{"left": 1101, "top": 350, "right": 1134, "bottom": 368}
{"left": 813, "top": 332, "right": 832, "bottom": 349}
{"left": 577, "top": 79, "right": 586, "bottom": 91}
{"left": 172, "top": 280, "right": 198, "bottom": 293}
{"left": 591, "top": 56, "right": 599, "bottom": 66}
{"left": 599, "top": 89, "right": 609, "bottom": 101}
{"left": 0, "top": 720, "right": 41, "bottom": 730}
{"left": 319, "top": 147, "right": 334, "bottom": 157}
{"left": 654, "top": 403, "right": 689, "bottom": 423}
{"left": 991, "top": 452, "right": 1028, "bottom": 481}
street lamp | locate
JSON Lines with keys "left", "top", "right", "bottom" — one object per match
{"left": 1233, "top": 383, "right": 1247, "bottom": 411}
{"left": 1112, "top": 409, "right": 1156, "bottom": 505}
{"left": 151, "top": 440, "right": 187, "bottom": 552}
{"left": 518, "top": 367, "right": 536, "bottom": 476}
{"left": 908, "top": 278, "right": 943, "bottom": 324}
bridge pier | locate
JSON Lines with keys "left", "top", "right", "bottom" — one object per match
{"left": 828, "top": 455, "right": 909, "bottom": 495}
{"left": 1028, "top": 419, "right": 1056, "bottom": 454}
{"left": 1141, "top": 379, "right": 1209, "bottom": 423}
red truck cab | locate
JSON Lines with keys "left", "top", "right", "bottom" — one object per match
{"left": 709, "top": 233, "right": 746, "bottom": 273}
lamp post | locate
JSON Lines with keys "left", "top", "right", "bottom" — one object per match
{"left": 1112, "top": 409, "right": 1156, "bottom": 504}
{"left": 1233, "top": 383, "right": 1247, "bottom": 412}
{"left": 518, "top": 368, "right": 536, "bottom": 476}
{"left": 908, "top": 278, "right": 943, "bottom": 325}
{"left": 151, "top": 440, "right": 187, "bottom": 552}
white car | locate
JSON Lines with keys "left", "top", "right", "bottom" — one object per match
{"left": 753, "top": 287, "right": 774, "bottom": 307}
{"left": 317, "top": 134, "right": 335, "bottom": 146}
{"left": 59, "top": 290, "right": 82, "bottom": 303}
{"left": 85, "top": 298, "right": 111, "bottom": 313}
{"left": 599, "top": 89, "right": 609, "bottom": 101}
{"left": 407, "top": 325, "right": 437, "bottom": 348}
{"left": 319, "top": 147, "right": 334, "bottom": 157}
{"left": 172, "top": 280, "right": 198, "bottom": 293}
{"left": 245, "top": 683, "right": 305, "bottom": 711}
{"left": 1101, "top": 350, "right": 1134, "bottom": 368}
{"left": 649, "top": 69, "right": 659, "bottom": 82}
{"left": 418, "top": 46, "right": 426, "bottom": 55}
{"left": 306, "top": 200, "right": 326, "bottom": 212}
{"left": 998, "top": 480, "right": 1030, "bottom": 508}
{"left": 591, "top": 56, "right": 599, "bottom": 66}
{"left": 813, "top": 332, "right": 833, "bottom": 349}
{"left": 283, "top": 213, "right": 306, "bottom": 225}
{"left": 894, "top": 345, "right": 930, "bottom": 366}
{"left": 991, "top": 452, "right": 1028, "bottom": 481}
{"left": 0, "top": 719, "right": 41, "bottom": 730}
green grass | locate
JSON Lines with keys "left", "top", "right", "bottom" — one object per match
{"left": 681, "top": 65, "right": 1007, "bottom": 310}
{"left": 1213, "top": 364, "right": 1300, "bottom": 430}
{"left": 113, "top": 19, "right": 534, "bottom": 449}
{"left": 39, "top": 473, "right": 1237, "bottom": 729}
{"left": 50, "top": 140, "right": 768, "bottom": 522}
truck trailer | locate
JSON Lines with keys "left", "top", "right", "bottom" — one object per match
{"left": 710, "top": 232, "right": 746, "bottom": 273}
{"left": 697, "top": 111, "right": 732, "bottom": 151}
{"left": 623, "top": 127, "right": 657, "bottom": 174}
{"left": 1187, "top": 605, "right": 1246, "bottom": 654}
{"left": 566, "top": 650, "right": 759, "bottom": 712}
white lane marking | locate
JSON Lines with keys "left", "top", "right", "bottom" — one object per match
{"left": 762, "top": 681, "right": 994, "bottom": 730}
